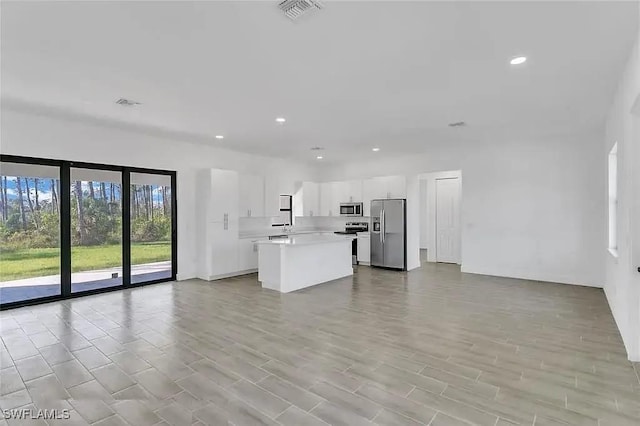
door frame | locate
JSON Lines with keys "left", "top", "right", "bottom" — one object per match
{"left": 0, "top": 154, "right": 177, "bottom": 310}
{"left": 419, "top": 170, "right": 462, "bottom": 264}
{"left": 435, "top": 177, "right": 461, "bottom": 264}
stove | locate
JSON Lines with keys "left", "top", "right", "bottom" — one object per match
{"left": 335, "top": 222, "right": 368, "bottom": 264}
{"left": 334, "top": 222, "right": 369, "bottom": 235}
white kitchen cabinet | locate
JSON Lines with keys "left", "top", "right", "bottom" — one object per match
{"left": 207, "top": 169, "right": 239, "bottom": 223}
{"left": 357, "top": 232, "right": 371, "bottom": 264}
{"left": 362, "top": 175, "right": 406, "bottom": 216}
{"left": 362, "top": 178, "right": 382, "bottom": 216}
{"left": 331, "top": 180, "right": 362, "bottom": 204}
{"left": 237, "top": 238, "right": 259, "bottom": 272}
{"left": 385, "top": 175, "right": 407, "bottom": 199}
{"left": 302, "top": 181, "right": 320, "bottom": 217}
{"left": 239, "top": 174, "right": 265, "bottom": 218}
{"left": 345, "top": 180, "right": 363, "bottom": 202}
{"left": 208, "top": 220, "right": 239, "bottom": 277}
{"left": 332, "top": 181, "right": 349, "bottom": 205}
{"left": 196, "top": 168, "right": 243, "bottom": 280}
{"left": 320, "top": 182, "right": 339, "bottom": 216}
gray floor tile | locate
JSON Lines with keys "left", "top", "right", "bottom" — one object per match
{"left": 38, "top": 343, "right": 74, "bottom": 366}
{"left": 276, "top": 406, "right": 329, "bottom": 425}
{"left": 72, "top": 347, "right": 111, "bottom": 370}
{"left": 0, "top": 265, "right": 637, "bottom": 426}
{"left": 90, "top": 363, "right": 136, "bottom": 394}
{"left": 14, "top": 355, "right": 53, "bottom": 382}
{"left": 69, "top": 399, "right": 115, "bottom": 423}
{"left": 51, "top": 359, "right": 93, "bottom": 388}
{"left": 309, "top": 381, "right": 381, "bottom": 420}
{"left": 112, "top": 400, "right": 161, "bottom": 426}
{"left": 155, "top": 401, "right": 193, "bottom": 425}
{"left": 228, "top": 379, "right": 291, "bottom": 418}
{"left": 256, "top": 374, "right": 323, "bottom": 411}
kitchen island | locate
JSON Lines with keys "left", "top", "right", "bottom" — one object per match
{"left": 257, "top": 234, "right": 354, "bottom": 293}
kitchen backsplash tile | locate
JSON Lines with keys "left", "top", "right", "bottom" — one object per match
{"left": 239, "top": 216, "right": 370, "bottom": 236}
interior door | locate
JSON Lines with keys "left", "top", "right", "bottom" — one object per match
{"left": 435, "top": 178, "right": 460, "bottom": 263}
{"left": 383, "top": 199, "right": 406, "bottom": 269}
{"left": 370, "top": 200, "right": 384, "bottom": 266}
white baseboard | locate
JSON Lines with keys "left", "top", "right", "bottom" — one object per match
{"left": 460, "top": 265, "right": 603, "bottom": 288}
{"left": 202, "top": 269, "right": 258, "bottom": 281}
{"left": 176, "top": 273, "right": 195, "bottom": 281}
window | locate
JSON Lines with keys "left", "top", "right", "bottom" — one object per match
{"left": 608, "top": 143, "right": 618, "bottom": 256}
{"left": 0, "top": 162, "right": 61, "bottom": 304}
{"left": 273, "top": 195, "right": 292, "bottom": 226}
{"left": 0, "top": 155, "right": 177, "bottom": 309}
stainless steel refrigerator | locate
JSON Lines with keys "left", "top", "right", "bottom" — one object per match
{"left": 370, "top": 199, "right": 406, "bottom": 270}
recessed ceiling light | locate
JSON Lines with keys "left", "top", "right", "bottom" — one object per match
{"left": 372, "top": 148, "right": 380, "bottom": 152}
{"left": 510, "top": 56, "right": 527, "bottom": 65}
{"left": 215, "top": 135, "right": 224, "bottom": 139}
{"left": 275, "top": 117, "right": 286, "bottom": 123}
{"left": 316, "top": 156, "right": 323, "bottom": 160}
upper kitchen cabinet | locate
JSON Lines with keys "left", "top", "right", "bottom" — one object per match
{"left": 239, "top": 173, "right": 265, "bottom": 218}
{"left": 302, "top": 181, "right": 320, "bottom": 217}
{"left": 363, "top": 175, "right": 406, "bottom": 216}
{"left": 346, "top": 180, "right": 364, "bottom": 202}
{"left": 333, "top": 180, "right": 363, "bottom": 203}
{"left": 202, "top": 168, "right": 239, "bottom": 222}
{"left": 320, "top": 182, "right": 339, "bottom": 216}
{"left": 385, "top": 175, "right": 407, "bottom": 199}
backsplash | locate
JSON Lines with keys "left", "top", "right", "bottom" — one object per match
{"left": 239, "top": 217, "right": 279, "bottom": 234}
{"left": 294, "top": 216, "right": 371, "bottom": 231}
{"left": 239, "top": 216, "right": 371, "bottom": 235}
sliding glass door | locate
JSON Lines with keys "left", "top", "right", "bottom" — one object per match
{"left": 70, "top": 168, "right": 123, "bottom": 293}
{"left": 130, "top": 173, "right": 173, "bottom": 284}
{"left": 0, "top": 161, "right": 61, "bottom": 304}
{"left": 0, "top": 156, "right": 176, "bottom": 309}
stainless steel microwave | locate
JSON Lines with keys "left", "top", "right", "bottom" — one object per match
{"left": 340, "top": 202, "right": 363, "bottom": 217}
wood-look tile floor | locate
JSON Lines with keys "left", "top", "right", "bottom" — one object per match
{"left": 2, "top": 263, "right": 639, "bottom": 425}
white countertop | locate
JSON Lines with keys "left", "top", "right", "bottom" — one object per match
{"left": 256, "top": 234, "right": 356, "bottom": 246}
{"left": 239, "top": 229, "right": 338, "bottom": 239}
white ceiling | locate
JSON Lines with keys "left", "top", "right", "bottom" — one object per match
{"left": 1, "top": 1, "right": 638, "bottom": 163}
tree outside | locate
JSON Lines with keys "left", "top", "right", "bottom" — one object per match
{"left": 0, "top": 174, "right": 172, "bottom": 283}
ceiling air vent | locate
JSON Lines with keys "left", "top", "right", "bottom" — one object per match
{"left": 448, "top": 121, "right": 466, "bottom": 128}
{"left": 278, "top": 0, "right": 323, "bottom": 21}
{"left": 115, "top": 98, "right": 141, "bottom": 106}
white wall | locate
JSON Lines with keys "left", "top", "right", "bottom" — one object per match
{"left": 321, "top": 131, "right": 606, "bottom": 288}
{"left": 0, "top": 106, "right": 320, "bottom": 280}
{"left": 419, "top": 170, "right": 462, "bottom": 263}
{"left": 604, "top": 26, "right": 640, "bottom": 361}
{"left": 406, "top": 175, "right": 421, "bottom": 271}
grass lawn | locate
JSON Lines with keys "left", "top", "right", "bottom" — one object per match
{"left": 0, "top": 241, "right": 171, "bottom": 281}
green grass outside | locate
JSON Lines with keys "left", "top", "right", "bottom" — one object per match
{"left": 0, "top": 241, "right": 171, "bottom": 281}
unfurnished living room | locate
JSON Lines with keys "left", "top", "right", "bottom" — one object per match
{"left": 1, "top": 1, "right": 639, "bottom": 425}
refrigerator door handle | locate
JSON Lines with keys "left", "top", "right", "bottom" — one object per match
{"left": 381, "top": 209, "right": 385, "bottom": 243}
